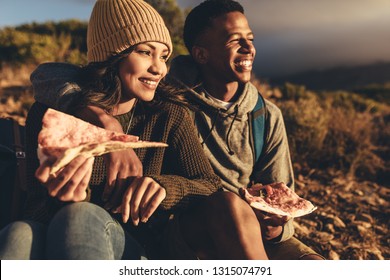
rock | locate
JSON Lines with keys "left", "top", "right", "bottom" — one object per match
{"left": 374, "top": 225, "right": 387, "bottom": 235}
{"left": 272, "top": 88, "right": 283, "bottom": 99}
{"left": 313, "top": 231, "right": 334, "bottom": 243}
{"left": 328, "top": 250, "right": 340, "bottom": 260}
{"left": 356, "top": 225, "right": 371, "bottom": 236}
{"left": 353, "top": 189, "right": 364, "bottom": 196}
{"left": 295, "top": 180, "right": 305, "bottom": 189}
{"left": 324, "top": 223, "right": 335, "bottom": 233}
{"left": 293, "top": 221, "right": 311, "bottom": 235}
{"left": 355, "top": 213, "right": 374, "bottom": 224}
{"left": 353, "top": 220, "right": 372, "bottom": 229}
{"left": 332, "top": 216, "right": 346, "bottom": 228}
{"left": 366, "top": 248, "right": 385, "bottom": 260}
{"left": 329, "top": 240, "right": 344, "bottom": 247}
{"left": 298, "top": 219, "right": 317, "bottom": 228}
{"left": 378, "top": 187, "right": 390, "bottom": 197}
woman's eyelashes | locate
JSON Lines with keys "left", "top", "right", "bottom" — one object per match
{"left": 136, "top": 49, "right": 168, "bottom": 62}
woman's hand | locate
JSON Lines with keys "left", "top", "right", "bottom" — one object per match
{"left": 35, "top": 155, "right": 94, "bottom": 202}
{"left": 118, "top": 177, "right": 166, "bottom": 225}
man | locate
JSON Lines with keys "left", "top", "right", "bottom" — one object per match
{"left": 32, "top": 0, "right": 323, "bottom": 259}
{"left": 166, "top": 0, "right": 323, "bottom": 259}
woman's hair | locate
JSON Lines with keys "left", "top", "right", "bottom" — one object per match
{"left": 74, "top": 47, "right": 188, "bottom": 114}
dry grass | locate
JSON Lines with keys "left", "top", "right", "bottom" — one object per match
{"left": 0, "top": 63, "right": 37, "bottom": 88}
{"left": 0, "top": 64, "right": 36, "bottom": 125}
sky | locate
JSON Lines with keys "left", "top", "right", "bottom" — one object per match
{"left": 1, "top": 0, "right": 390, "bottom": 78}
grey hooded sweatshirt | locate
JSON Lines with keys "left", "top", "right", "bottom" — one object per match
{"left": 168, "top": 55, "right": 295, "bottom": 241}
{"left": 32, "top": 59, "right": 294, "bottom": 242}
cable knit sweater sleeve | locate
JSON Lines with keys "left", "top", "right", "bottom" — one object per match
{"left": 147, "top": 104, "right": 222, "bottom": 211}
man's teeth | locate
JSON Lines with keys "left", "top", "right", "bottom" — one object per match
{"left": 238, "top": 60, "right": 252, "bottom": 67}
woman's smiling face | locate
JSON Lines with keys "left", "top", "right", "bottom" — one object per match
{"left": 118, "top": 42, "right": 169, "bottom": 102}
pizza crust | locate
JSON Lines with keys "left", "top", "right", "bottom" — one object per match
{"left": 38, "top": 140, "right": 168, "bottom": 175}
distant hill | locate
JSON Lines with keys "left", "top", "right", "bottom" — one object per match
{"left": 269, "top": 62, "right": 390, "bottom": 91}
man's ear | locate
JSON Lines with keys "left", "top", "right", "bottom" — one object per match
{"left": 191, "top": 46, "right": 209, "bottom": 64}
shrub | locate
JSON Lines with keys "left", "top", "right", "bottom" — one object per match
{"left": 276, "top": 82, "right": 389, "bottom": 181}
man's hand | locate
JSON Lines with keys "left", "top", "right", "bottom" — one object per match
{"left": 75, "top": 105, "right": 144, "bottom": 208}
{"left": 35, "top": 155, "right": 94, "bottom": 202}
{"left": 254, "top": 210, "right": 290, "bottom": 241}
{"left": 238, "top": 186, "right": 290, "bottom": 241}
{"left": 118, "top": 177, "right": 166, "bottom": 226}
{"left": 102, "top": 149, "right": 143, "bottom": 208}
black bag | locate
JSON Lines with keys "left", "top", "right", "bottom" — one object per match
{"left": 0, "top": 118, "right": 26, "bottom": 229}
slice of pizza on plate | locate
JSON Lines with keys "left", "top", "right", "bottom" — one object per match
{"left": 242, "top": 182, "right": 317, "bottom": 218}
{"left": 38, "top": 108, "right": 168, "bottom": 175}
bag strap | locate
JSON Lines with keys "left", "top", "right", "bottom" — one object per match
{"left": 251, "top": 92, "right": 266, "bottom": 163}
{"left": 11, "top": 120, "right": 26, "bottom": 220}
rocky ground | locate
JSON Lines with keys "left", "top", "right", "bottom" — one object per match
{"left": 294, "top": 171, "right": 389, "bottom": 260}
{"left": 1, "top": 86, "right": 389, "bottom": 260}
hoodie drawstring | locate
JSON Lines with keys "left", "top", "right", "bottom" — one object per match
{"left": 201, "top": 108, "right": 220, "bottom": 146}
{"left": 226, "top": 105, "right": 239, "bottom": 155}
{"left": 200, "top": 105, "right": 239, "bottom": 156}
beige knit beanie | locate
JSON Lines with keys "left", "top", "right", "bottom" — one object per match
{"left": 87, "top": 0, "right": 172, "bottom": 63}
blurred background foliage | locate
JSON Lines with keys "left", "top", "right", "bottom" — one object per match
{"left": 0, "top": 0, "right": 389, "bottom": 185}
{"left": 0, "top": 0, "right": 188, "bottom": 66}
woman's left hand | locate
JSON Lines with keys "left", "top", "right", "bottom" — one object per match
{"left": 118, "top": 177, "right": 166, "bottom": 225}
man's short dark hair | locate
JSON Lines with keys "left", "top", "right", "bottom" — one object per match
{"left": 183, "top": 0, "right": 245, "bottom": 53}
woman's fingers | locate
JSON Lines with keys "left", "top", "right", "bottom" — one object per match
{"left": 131, "top": 178, "right": 165, "bottom": 225}
{"left": 121, "top": 179, "right": 138, "bottom": 224}
{"left": 139, "top": 187, "right": 166, "bottom": 223}
{"left": 120, "top": 177, "right": 166, "bottom": 226}
{"left": 39, "top": 156, "right": 93, "bottom": 201}
{"left": 35, "top": 159, "right": 55, "bottom": 183}
{"left": 61, "top": 157, "right": 94, "bottom": 201}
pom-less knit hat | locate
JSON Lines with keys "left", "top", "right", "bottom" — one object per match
{"left": 87, "top": 0, "right": 172, "bottom": 63}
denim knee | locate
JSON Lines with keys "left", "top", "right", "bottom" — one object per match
{"left": 0, "top": 220, "right": 46, "bottom": 260}
{"left": 46, "top": 202, "right": 144, "bottom": 259}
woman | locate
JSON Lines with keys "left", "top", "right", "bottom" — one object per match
{"left": 2, "top": 0, "right": 272, "bottom": 261}
{"left": 0, "top": 0, "right": 221, "bottom": 260}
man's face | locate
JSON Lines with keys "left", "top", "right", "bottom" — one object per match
{"left": 195, "top": 11, "right": 255, "bottom": 84}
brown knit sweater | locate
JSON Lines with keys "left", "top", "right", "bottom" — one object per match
{"left": 23, "top": 101, "right": 222, "bottom": 226}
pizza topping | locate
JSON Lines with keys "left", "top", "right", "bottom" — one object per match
{"left": 242, "top": 182, "right": 317, "bottom": 218}
{"left": 38, "top": 108, "right": 168, "bottom": 175}
{"left": 38, "top": 108, "right": 139, "bottom": 149}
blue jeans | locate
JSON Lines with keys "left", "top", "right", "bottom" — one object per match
{"left": 0, "top": 202, "right": 146, "bottom": 260}
{"left": 0, "top": 220, "right": 46, "bottom": 259}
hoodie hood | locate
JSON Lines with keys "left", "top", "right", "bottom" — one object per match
{"left": 30, "top": 62, "right": 82, "bottom": 112}
{"left": 168, "top": 55, "right": 258, "bottom": 119}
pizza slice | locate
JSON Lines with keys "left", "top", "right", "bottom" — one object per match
{"left": 38, "top": 108, "right": 168, "bottom": 175}
{"left": 242, "top": 182, "right": 317, "bottom": 218}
